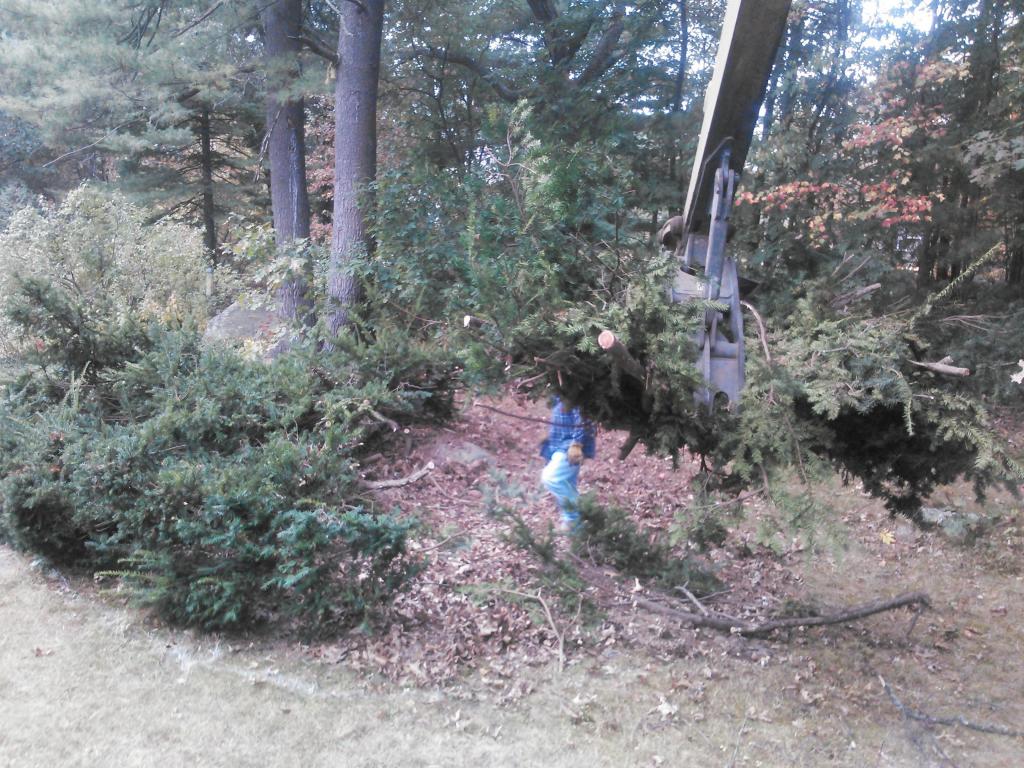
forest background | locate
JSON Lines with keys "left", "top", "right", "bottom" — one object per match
{"left": 0, "top": 0, "right": 1022, "bottom": 633}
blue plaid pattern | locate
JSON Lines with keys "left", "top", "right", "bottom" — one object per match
{"left": 539, "top": 398, "right": 596, "bottom": 460}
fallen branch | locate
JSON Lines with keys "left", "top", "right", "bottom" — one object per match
{"left": 830, "top": 282, "right": 881, "bottom": 310}
{"left": 597, "top": 330, "right": 646, "bottom": 383}
{"left": 907, "top": 357, "right": 970, "bottom": 377}
{"left": 363, "top": 461, "right": 435, "bottom": 490}
{"left": 635, "top": 591, "right": 930, "bottom": 638}
{"left": 879, "top": 676, "right": 1022, "bottom": 738}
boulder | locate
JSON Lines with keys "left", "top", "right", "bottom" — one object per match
{"left": 920, "top": 506, "right": 988, "bottom": 544}
{"left": 203, "top": 300, "right": 292, "bottom": 360}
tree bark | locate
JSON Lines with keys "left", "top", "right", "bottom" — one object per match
{"left": 670, "top": 0, "right": 688, "bottom": 114}
{"left": 669, "top": 0, "right": 688, "bottom": 187}
{"left": 1007, "top": 228, "right": 1024, "bottom": 290}
{"left": 198, "top": 106, "right": 218, "bottom": 260}
{"left": 328, "top": 0, "right": 384, "bottom": 335}
{"left": 263, "top": 0, "right": 313, "bottom": 321}
{"left": 776, "top": 14, "right": 804, "bottom": 131}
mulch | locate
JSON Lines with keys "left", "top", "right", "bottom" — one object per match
{"left": 320, "top": 392, "right": 802, "bottom": 685}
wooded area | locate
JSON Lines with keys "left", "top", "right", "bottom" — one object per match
{"left": 2, "top": 4, "right": 1024, "bottom": 764}
{"left": 0, "top": 0, "right": 1021, "bottom": 645}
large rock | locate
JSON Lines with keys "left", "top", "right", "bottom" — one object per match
{"left": 429, "top": 440, "right": 496, "bottom": 470}
{"left": 203, "top": 300, "right": 292, "bottom": 359}
{"left": 920, "top": 506, "right": 988, "bottom": 544}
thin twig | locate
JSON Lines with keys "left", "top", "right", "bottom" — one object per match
{"left": 904, "top": 608, "right": 922, "bottom": 642}
{"left": 687, "top": 486, "right": 766, "bottom": 513}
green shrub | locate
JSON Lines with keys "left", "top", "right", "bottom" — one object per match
{"left": 575, "top": 496, "right": 720, "bottom": 596}
{"left": 0, "top": 185, "right": 211, "bottom": 357}
{"left": 0, "top": 275, "right": 454, "bottom": 632}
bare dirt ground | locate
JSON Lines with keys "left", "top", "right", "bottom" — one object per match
{"left": 1, "top": 394, "right": 1022, "bottom": 767}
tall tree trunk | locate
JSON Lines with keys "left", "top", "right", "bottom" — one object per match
{"left": 668, "top": 0, "right": 688, "bottom": 190}
{"left": 776, "top": 16, "right": 805, "bottom": 130}
{"left": 198, "top": 106, "right": 217, "bottom": 259}
{"left": 670, "top": 1, "right": 688, "bottom": 114}
{"left": 962, "top": 0, "right": 1005, "bottom": 117}
{"left": 328, "top": 0, "right": 384, "bottom": 335}
{"left": 1007, "top": 218, "right": 1024, "bottom": 290}
{"left": 917, "top": 225, "right": 938, "bottom": 288}
{"left": 263, "top": 0, "right": 312, "bottom": 321}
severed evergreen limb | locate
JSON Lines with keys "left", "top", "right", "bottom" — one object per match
{"left": 907, "top": 358, "right": 971, "bottom": 377}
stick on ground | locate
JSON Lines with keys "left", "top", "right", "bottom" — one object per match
{"left": 635, "top": 591, "right": 931, "bottom": 638}
{"left": 364, "top": 461, "right": 435, "bottom": 490}
{"left": 879, "top": 676, "right": 1022, "bottom": 739}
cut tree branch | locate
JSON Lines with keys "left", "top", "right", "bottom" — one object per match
{"left": 907, "top": 357, "right": 971, "bottom": 377}
{"left": 463, "top": 314, "right": 490, "bottom": 330}
{"left": 598, "top": 330, "right": 646, "bottom": 383}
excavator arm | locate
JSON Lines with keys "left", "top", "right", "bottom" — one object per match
{"left": 663, "top": 0, "right": 792, "bottom": 410}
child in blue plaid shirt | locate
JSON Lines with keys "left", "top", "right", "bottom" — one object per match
{"left": 539, "top": 396, "right": 596, "bottom": 531}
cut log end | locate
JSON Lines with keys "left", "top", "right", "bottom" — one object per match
{"left": 597, "top": 329, "right": 646, "bottom": 383}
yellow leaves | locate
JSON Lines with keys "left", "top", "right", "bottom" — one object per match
{"left": 879, "top": 530, "right": 895, "bottom": 546}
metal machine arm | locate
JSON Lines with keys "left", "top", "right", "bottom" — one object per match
{"left": 665, "top": 0, "right": 791, "bottom": 411}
